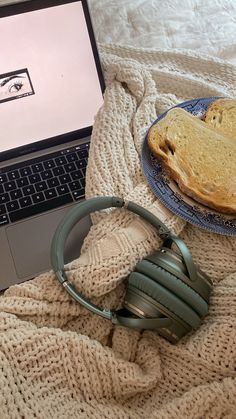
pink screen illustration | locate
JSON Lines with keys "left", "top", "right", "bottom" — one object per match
{"left": 0, "top": 1, "right": 103, "bottom": 153}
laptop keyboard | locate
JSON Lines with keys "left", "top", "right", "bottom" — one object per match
{"left": 0, "top": 142, "right": 89, "bottom": 226}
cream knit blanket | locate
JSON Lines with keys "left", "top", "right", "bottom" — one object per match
{"left": 0, "top": 45, "right": 236, "bottom": 419}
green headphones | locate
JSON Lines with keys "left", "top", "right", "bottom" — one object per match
{"left": 51, "top": 196, "right": 212, "bottom": 343}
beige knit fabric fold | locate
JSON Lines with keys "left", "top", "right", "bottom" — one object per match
{"left": 0, "top": 45, "right": 236, "bottom": 419}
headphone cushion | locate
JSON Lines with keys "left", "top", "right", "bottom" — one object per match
{"left": 136, "top": 259, "right": 208, "bottom": 317}
{"left": 128, "top": 272, "right": 201, "bottom": 329}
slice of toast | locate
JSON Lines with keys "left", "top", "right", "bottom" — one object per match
{"left": 204, "top": 98, "right": 236, "bottom": 140}
{"left": 148, "top": 107, "right": 236, "bottom": 214}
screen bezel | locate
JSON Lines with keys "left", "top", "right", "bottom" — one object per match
{"left": 0, "top": 0, "right": 105, "bottom": 162}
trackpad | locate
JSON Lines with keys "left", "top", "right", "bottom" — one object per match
{"left": 6, "top": 205, "right": 91, "bottom": 279}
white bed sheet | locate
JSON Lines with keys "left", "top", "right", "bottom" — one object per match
{"left": 88, "top": 0, "right": 236, "bottom": 64}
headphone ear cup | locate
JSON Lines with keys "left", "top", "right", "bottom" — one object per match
{"left": 146, "top": 247, "right": 212, "bottom": 303}
{"left": 125, "top": 271, "right": 202, "bottom": 330}
{"left": 136, "top": 258, "right": 209, "bottom": 318}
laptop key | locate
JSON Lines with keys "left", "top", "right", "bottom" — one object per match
{"left": 7, "top": 170, "right": 20, "bottom": 180}
{"left": 56, "top": 185, "right": 69, "bottom": 195}
{"left": 59, "top": 174, "right": 71, "bottom": 184}
{"left": 0, "top": 214, "right": 9, "bottom": 226}
{"left": 44, "top": 159, "right": 55, "bottom": 170}
{"left": 0, "top": 174, "right": 7, "bottom": 184}
{"left": 53, "top": 166, "right": 65, "bottom": 176}
{"left": 32, "top": 192, "right": 45, "bottom": 204}
{"left": 45, "top": 188, "right": 57, "bottom": 200}
{"left": 35, "top": 181, "right": 47, "bottom": 192}
{"left": 47, "top": 178, "right": 59, "bottom": 188}
{"left": 0, "top": 193, "right": 10, "bottom": 204}
{"left": 29, "top": 173, "right": 41, "bottom": 184}
{"left": 32, "top": 163, "right": 43, "bottom": 173}
{"left": 23, "top": 185, "right": 35, "bottom": 196}
{"left": 66, "top": 153, "right": 78, "bottom": 163}
{"left": 0, "top": 204, "right": 6, "bottom": 215}
{"left": 41, "top": 169, "right": 53, "bottom": 180}
{"left": 6, "top": 200, "right": 20, "bottom": 213}
{"left": 17, "top": 177, "right": 29, "bottom": 188}
{"left": 71, "top": 170, "right": 83, "bottom": 181}
{"left": 10, "top": 194, "right": 73, "bottom": 223}
{"left": 55, "top": 156, "right": 67, "bottom": 166}
{"left": 77, "top": 149, "right": 88, "bottom": 159}
{"left": 75, "top": 159, "right": 87, "bottom": 169}
{"left": 19, "top": 196, "right": 32, "bottom": 208}
{"left": 64, "top": 162, "right": 76, "bottom": 173}
{"left": 72, "top": 189, "right": 85, "bottom": 200}
{"left": 0, "top": 185, "right": 4, "bottom": 194}
{"left": 10, "top": 189, "right": 23, "bottom": 200}
{"left": 69, "top": 180, "right": 81, "bottom": 191}
{"left": 80, "top": 178, "right": 85, "bottom": 188}
{"left": 81, "top": 167, "right": 86, "bottom": 177}
{"left": 4, "top": 181, "right": 17, "bottom": 192}
{"left": 20, "top": 167, "right": 32, "bottom": 177}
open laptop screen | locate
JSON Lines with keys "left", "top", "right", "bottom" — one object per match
{"left": 0, "top": 0, "right": 104, "bottom": 160}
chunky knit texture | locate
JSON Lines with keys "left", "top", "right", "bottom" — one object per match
{"left": 0, "top": 45, "right": 236, "bottom": 418}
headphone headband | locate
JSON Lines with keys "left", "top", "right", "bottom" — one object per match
{"left": 51, "top": 197, "right": 124, "bottom": 273}
{"left": 51, "top": 196, "right": 198, "bottom": 330}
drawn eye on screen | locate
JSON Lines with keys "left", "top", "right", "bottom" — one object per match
{"left": 9, "top": 81, "right": 24, "bottom": 93}
{"left": 0, "top": 69, "right": 35, "bottom": 104}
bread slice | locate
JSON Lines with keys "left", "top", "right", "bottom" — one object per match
{"left": 148, "top": 107, "right": 236, "bottom": 214}
{"left": 204, "top": 98, "right": 236, "bottom": 140}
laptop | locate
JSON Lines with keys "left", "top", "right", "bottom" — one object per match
{"left": 0, "top": 0, "right": 105, "bottom": 291}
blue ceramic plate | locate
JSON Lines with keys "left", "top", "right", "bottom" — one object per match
{"left": 142, "top": 96, "right": 236, "bottom": 236}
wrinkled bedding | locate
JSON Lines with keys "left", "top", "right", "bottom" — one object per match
{"left": 88, "top": 0, "right": 236, "bottom": 64}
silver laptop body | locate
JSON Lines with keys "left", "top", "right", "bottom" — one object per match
{"left": 0, "top": 0, "right": 105, "bottom": 290}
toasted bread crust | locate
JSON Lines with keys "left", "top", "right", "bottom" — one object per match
{"left": 204, "top": 98, "right": 236, "bottom": 141}
{"left": 148, "top": 108, "right": 236, "bottom": 214}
